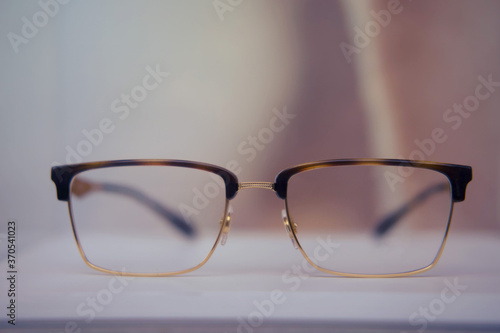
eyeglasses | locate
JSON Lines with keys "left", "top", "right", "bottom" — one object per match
{"left": 51, "top": 159, "right": 472, "bottom": 277}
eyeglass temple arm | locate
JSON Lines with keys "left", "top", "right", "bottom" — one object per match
{"left": 374, "top": 182, "right": 449, "bottom": 237}
{"left": 72, "top": 178, "right": 195, "bottom": 237}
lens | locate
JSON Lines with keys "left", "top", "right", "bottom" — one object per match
{"left": 285, "top": 164, "right": 453, "bottom": 275}
{"left": 68, "top": 165, "right": 228, "bottom": 275}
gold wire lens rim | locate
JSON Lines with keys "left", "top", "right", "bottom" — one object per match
{"left": 67, "top": 197, "right": 231, "bottom": 277}
{"left": 283, "top": 198, "right": 455, "bottom": 278}
{"left": 59, "top": 159, "right": 468, "bottom": 277}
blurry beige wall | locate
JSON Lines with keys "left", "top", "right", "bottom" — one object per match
{"left": 0, "top": 1, "right": 498, "bottom": 238}
{"left": 340, "top": 0, "right": 500, "bottom": 230}
{"left": 246, "top": 0, "right": 500, "bottom": 232}
{"left": 0, "top": 1, "right": 301, "bottom": 236}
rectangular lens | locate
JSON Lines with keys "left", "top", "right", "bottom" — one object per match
{"left": 69, "top": 165, "right": 228, "bottom": 274}
{"left": 285, "top": 165, "right": 453, "bottom": 275}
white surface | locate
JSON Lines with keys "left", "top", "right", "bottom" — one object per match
{"left": 1, "top": 228, "right": 500, "bottom": 332}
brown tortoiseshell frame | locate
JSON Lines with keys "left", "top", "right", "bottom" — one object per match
{"left": 52, "top": 159, "right": 240, "bottom": 202}
{"left": 51, "top": 158, "right": 472, "bottom": 277}
{"left": 274, "top": 159, "right": 472, "bottom": 202}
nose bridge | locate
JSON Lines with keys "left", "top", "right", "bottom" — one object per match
{"left": 238, "top": 182, "right": 275, "bottom": 191}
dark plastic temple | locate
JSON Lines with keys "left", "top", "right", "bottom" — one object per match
{"left": 374, "top": 182, "right": 449, "bottom": 237}
{"left": 74, "top": 179, "right": 195, "bottom": 237}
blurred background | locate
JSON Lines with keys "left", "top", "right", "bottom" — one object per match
{"left": 0, "top": 0, "right": 499, "bottom": 243}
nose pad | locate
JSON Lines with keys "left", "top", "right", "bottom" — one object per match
{"left": 220, "top": 206, "right": 233, "bottom": 246}
{"left": 282, "top": 209, "right": 298, "bottom": 249}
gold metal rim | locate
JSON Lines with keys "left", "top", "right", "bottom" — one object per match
{"left": 67, "top": 197, "right": 230, "bottom": 277}
{"left": 238, "top": 182, "right": 275, "bottom": 191}
{"left": 283, "top": 200, "right": 455, "bottom": 278}
{"left": 63, "top": 164, "right": 459, "bottom": 278}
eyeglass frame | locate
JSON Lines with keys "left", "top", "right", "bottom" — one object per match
{"left": 51, "top": 158, "right": 472, "bottom": 278}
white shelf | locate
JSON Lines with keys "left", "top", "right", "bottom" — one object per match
{"left": 1, "top": 229, "right": 499, "bottom": 332}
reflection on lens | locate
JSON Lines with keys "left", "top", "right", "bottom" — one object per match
{"left": 285, "top": 165, "right": 453, "bottom": 275}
